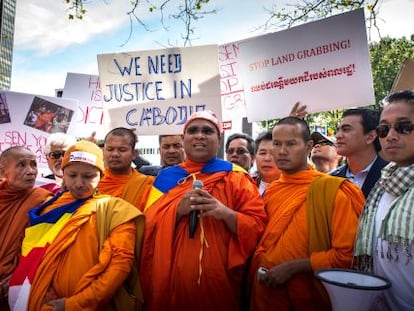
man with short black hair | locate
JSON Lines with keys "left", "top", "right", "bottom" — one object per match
{"left": 332, "top": 108, "right": 388, "bottom": 197}
{"left": 139, "top": 135, "right": 185, "bottom": 176}
{"left": 354, "top": 90, "right": 414, "bottom": 310}
{"left": 99, "top": 127, "right": 153, "bottom": 211}
{"left": 225, "top": 132, "right": 255, "bottom": 172}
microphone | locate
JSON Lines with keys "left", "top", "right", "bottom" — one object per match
{"left": 189, "top": 180, "right": 203, "bottom": 238}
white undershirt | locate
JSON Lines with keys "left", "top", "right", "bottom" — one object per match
{"left": 373, "top": 191, "right": 414, "bottom": 311}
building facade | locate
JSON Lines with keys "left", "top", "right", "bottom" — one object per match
{"left": 0, "top": 0, "right": 16, "bottom": 90}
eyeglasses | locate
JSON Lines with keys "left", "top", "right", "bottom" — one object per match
{"left": 314, "top": 140, "right": 334, "bottom": 147}
{"left": 47, "top": 151, "right": 65, "bottom": 160}
{"left": 376, "top": 120, "right": 414, "bottom": 138}
{"left": 226, "top": 147, "right": 249, "bottom": 155}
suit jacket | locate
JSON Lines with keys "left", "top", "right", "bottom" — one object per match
{"left": 330, "top": 156, "right": 388, "bottom": 198}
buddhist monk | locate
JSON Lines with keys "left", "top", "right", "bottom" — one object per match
{"left": 8, "top": 140, "right": 145, "bottom": 311}
{"left": 140, "top": 110, "right": 267, "bottom": 311}
{"left": 0, "top": 146, "right": 50, "bottom": 311}
{"left": 98, "top": 127, "right": 153, "bottom": 211}
{"left": 249, "top": 117, "right": 365, "bottom": 311}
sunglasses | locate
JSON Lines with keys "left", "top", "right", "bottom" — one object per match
{"left": 226, "top": 147, "right": 249, "bottom": 155}
{"left": 314, "top": 140, "right": 334, "bottom": 147}
{"left": 47, "top": 151, "right": 66, "bottom": 160}
{"left": 376, "top": 120, "right": 414, "bottom": 138}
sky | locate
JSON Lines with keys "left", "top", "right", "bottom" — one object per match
{"left": 10, "top": 0, "right": 414, "bottom": 97}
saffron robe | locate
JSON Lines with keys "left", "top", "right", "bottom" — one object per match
{"left": 141, "top": 158, "right": 267, "bottom": 311}
{"left": 98, "top": 168, "right": 153, "bottom": 211}
{"left": 0, "top": 181, "right": 50, "bottom": 286}
{"left": 249, "top": 169, "right": 364, "bottom": 311}
{"left": 10, "top": 192, "right": 144, "bottom": 311}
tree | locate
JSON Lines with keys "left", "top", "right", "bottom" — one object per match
{"left": 65, "top": 0, "right": 389, "bottom": 45}
{"left": 370, "top": 35, "right": 414, "bottom": 108}
{"left": 65, "top": 0, "right": 216, "bottom": 46}
{"left": 259, "top": 0, "right": 382, "bottom": 40}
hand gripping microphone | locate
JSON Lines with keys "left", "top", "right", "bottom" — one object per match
{"left": 189, "top": 180, "right": 203, "bottom": 238}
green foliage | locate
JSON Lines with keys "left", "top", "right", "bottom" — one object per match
{"left": 370, "top": 35, "right": 414, "bottom": 109}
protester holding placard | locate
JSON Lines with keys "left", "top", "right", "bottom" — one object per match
{"left": 140, "top": 110, "right": 266, "bottom": 311}
{"left": 98, "top": 127, "right": 153, "bottom": 211}
{"left": 0, "top": 146, "right": 51, "bottom": 310}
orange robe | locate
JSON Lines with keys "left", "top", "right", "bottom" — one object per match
{"left": 0, "top": 181, "right": 50, "bottom": 283}
{"left": 24, "top": 192, "right": 142, "bottom": 311}
{"left": 141, "top": 158, "right": 267, "bottom": 311}
{"left": 249, "top": 169, "right": 364, "bottom": 311}
{"left": 98, "top": 168, "right": 153, "bottom": 211}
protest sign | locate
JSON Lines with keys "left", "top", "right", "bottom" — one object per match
{"left": 97, "top": 45, "right": 221, "bottom": 135}
{"left": 63, "top": 73, "right": 105, "bottom": 139}
{"left": 239, "top": 8, "right": 375, "bottom": 121}
{"left": 219, "top": 41, "right": 247, "bottom": 131}
{"left": 391, "top": 59, "right": 414, "bottom": 92}
{"left": 0, "top": 91, "right": 78, "bottom": 175}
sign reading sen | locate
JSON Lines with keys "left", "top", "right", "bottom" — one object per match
{"left": 97, "top": 45, "right": 221, "bottom": 135}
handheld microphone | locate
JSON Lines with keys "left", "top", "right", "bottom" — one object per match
{"left": 189, "top": 180, "right": 203, "bottom": 238}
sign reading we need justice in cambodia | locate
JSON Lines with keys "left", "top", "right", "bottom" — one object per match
{"left": 239, "top": 8, "right": 375, "bottom": 121}
{"left": 97, "top": 45, "right": 221, "bottom": 135}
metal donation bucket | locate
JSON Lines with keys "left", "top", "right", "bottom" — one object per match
{"left": 315, "top": 268, "right": 391, "bottom": 311}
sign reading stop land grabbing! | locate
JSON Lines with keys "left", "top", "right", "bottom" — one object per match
{"left": 239, "top": 8, "right": 375, "bottom": 122}
{"left": 97, "top": 45, "right": 221, "bottom": 135}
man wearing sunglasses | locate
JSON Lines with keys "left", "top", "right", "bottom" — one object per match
{"left": 225, "top": 133, "right": 255, "bottom": 172}
{"left": 354, "top": 90, "right": 414, "bottom": 310}
{"left": 310, "top": 131, "right": 342, "bottom": 173}
{"left": 39, "top": 133, "right": 76, "bottom": 193}
{"left": 331, "top": 108, "right": 388, "bottom": 197}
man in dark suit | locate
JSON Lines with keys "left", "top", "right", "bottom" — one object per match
{"left": 331, "top": 108, "right": 388, "bottom": 198}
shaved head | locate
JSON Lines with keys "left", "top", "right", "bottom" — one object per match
{"left": 0, "top": 146, "right": 38, "bottom": 190}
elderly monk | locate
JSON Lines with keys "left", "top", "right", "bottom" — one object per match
{"left": 0, "top": 147, "right": 50, "bottom": 310}
{"left": 99, "top": 127, "right": 153, "bottom": 211}
{"left": 249, "top": 117, "right": 365, "bottom": 311}
{"left": 140, "top": 110, "right": 267, "bottom": 311}
{"left": 8, "top": 140, "right": 144, "bottom": 311}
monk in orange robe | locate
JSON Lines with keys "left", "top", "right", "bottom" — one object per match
{"left": 98, "top": 127, "right": 153, "bottom": 211}
{"left": 249, "top": 117, "right": 365, "bottom": 311}
{"left": 8, "top": 141, "right": 144, "bottom": 311}
{"left": 0, "top": 147, "right": 50, "bottom": 311}
{"left": 140, "top": 111, "right": 267, "bottom": 311}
